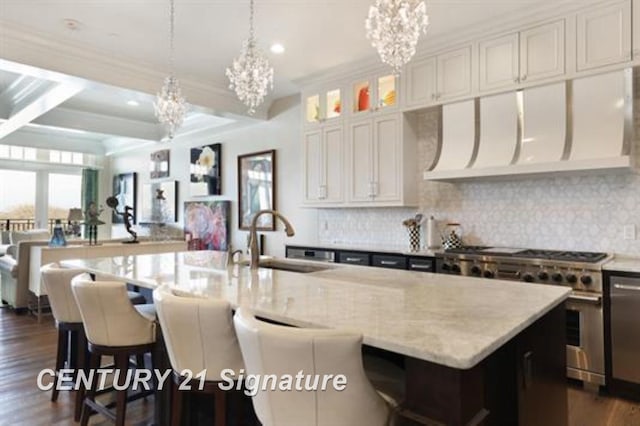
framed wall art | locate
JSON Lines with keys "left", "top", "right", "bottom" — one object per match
{"left": 112, "top": 172, "right": 137, "bottom": 224}
{"left": 140, "top": 181, "right": 178, "bottom": 223}
{"left": 150, "top": 149, "right": 170, "bottom": 179}
{"left": 184, "top": 200, "right": 230, "bottom": 251}
{"left": 238, "top": 149, "right": 275, "bottom": 231}
{"left": 190, "top": 144, "right": 221, "bottom": 197}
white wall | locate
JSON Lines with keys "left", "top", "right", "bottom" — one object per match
{"left": 108, "top": 95, "right": 318, "bottom": 257}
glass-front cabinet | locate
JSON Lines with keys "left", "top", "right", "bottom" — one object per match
{"left": 352, "top": 73, "right": 398, "bottom": 115}
{"left": 304, "top": 86, "right": 342, "bottom": 125}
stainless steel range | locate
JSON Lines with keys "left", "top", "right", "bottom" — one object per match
{"left": 436, "top": 246, "right": 611, "bottom": 387}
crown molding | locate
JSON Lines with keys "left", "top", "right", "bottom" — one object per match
{"left": 294, "top": 0, "right": 610, "bottom": 88}
{"left": 0, "top": 21, "right": 269, "bottom": 120}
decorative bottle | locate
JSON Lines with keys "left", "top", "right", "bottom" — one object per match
{"left": 49, "top": 219, "right": 67, "bottom": 247}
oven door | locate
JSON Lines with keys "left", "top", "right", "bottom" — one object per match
{"left": 566, "top": 292, "right": 605, "bottom": 386}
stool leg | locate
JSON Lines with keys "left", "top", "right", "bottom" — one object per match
{"left": 136, "top": 354, "right": 145, "bottom": 369}
{"left": 171, "top": 378, "right": 183, "bottom": 426}
{"left": 114, "top": 353, "right": 129, "bottom": 426}
{"left": 51, "top": 328, "right": 67, "bottom": 402}
{"left": 80, "top": 351, "right": 101, "bottom": 426}
{"left": 213, "top": 387, "right": 226, "bottom": 426}
{"left": 74, "top": 330, "right": 88, "bottom": 422}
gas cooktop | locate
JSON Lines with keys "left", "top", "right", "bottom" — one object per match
{"left": 442, "top": 246, "right": 608, "bottom": 263}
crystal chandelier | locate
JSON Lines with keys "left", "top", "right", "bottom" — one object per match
{"left": 226, "top": 0, "right": 274, "bottom": 115}
{"left": 365, "top": 0, "right": 429, "bottom": 75}
{"left": 154, "top": 0, "right": 187, "bottom": 140}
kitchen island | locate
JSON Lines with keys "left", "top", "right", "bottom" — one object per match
{"left": 63, "top": 251, "right": 570, "bottom": 426}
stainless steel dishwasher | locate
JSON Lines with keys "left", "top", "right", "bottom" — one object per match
{"left": 610, "top": 275, "right": 640, "bottom": 384}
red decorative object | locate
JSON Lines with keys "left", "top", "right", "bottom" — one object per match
{"left": 358, "top": 87, "right": 370, "bottom": 111}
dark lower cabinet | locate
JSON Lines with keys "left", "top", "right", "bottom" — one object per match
{"left": 408, "top": 257, "right": 434, "bottom": 273}
{"left": 338, "top": 251, "right": 370, "bottom": 266}
{"left": 286, "top": 245, "right": 435, "bottom": 273}
{"left": 372, "top": 254, "right": 407, "bottom": 270}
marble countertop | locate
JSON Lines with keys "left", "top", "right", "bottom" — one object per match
{"left": 62, "top": 251, "right": 569, "bottom": 370}
{"left": 603, "top": 256, "right": 640, "bottom": 274}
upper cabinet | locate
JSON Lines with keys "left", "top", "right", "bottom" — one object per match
{"left": 479, "top": 20, "right": 565, "bottom": 91}
{"left": 520, "top": 20, "right": 566, "bottom": 82}
{"left": 351, "top": 73, "right": 398, "bottom": 116}
{"left": 577, "top": 1, "right": 631, "bottom": 71}
{"left": 303, "top": 85, "right": 343, "bottom": 126}
{"left": 479, "top": 33, "right": 520, "bottom": 91}
{"left": 303, "top": 124, "right": 344, "bottom": 205}
{"left": 404, "top": 46, "right": 472, "bottom": 108}
{"left": 346, "top": 113, "right": 417, "bottom": 206}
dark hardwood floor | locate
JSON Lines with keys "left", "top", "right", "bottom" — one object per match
{"left": 1, "top": 307, "right": 639, "bottom": 425}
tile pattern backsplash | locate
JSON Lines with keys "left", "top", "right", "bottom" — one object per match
{"left": 319, "top": 74, "right": 640, "bottom": 256}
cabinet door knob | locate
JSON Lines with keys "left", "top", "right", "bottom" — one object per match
{"left": 521, "top": 75, "right": 527, "bottom": 81}
{"left": 431, "top": 93, "right": 436, "bottom": 101}
{"left": 514, "top": 77, "right": 520, "bottom": 83}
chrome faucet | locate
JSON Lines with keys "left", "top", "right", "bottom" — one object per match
{"left": 227, "top": 248, "right": 243, "bottom": 267}
{"left": 249, "top": 209, "right": 295, "bottom": 269}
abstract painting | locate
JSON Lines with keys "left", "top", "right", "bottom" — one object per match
{"left": 150, "top": 149, "right": 170, "bottom": 179}
{"left": 238, "top": 150, "right": 275, "bottom": 230}
{"left": 112, "top": 172, "right": 137, "bottom": 224}
{"left": 140, "top": 181, "right": 178, "bottom": 223}
{"left": 190, "top": 144, "right": 221, "bottom": 197}
{"left": 184, "top": 200, "right": 230, "bottom": 251}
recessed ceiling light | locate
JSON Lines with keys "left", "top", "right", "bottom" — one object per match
{"left": 127, "top": 100, "right": 140, "bottom": 107}
{"left": 270, "top": 43, "right": 285, "bottom": 54}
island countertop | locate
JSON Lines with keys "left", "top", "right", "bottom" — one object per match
{"left": 62, "top": 251, "right": 570, "bottom": 370}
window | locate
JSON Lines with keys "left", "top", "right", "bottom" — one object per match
{"left": 0, "top": 170, "right": 37, "bottom": 230}
{"left": 48, "top": 173, "right": 82, "bottom": 221}
{"left": 0, "top": 145, "right": 8, "bottom": 158}
{"left": 49, "top": 150, "right": 61, "bottom": 163}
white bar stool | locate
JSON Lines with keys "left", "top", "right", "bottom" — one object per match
{"left": 71, "top": 277, "right": 157, "bottom": 426}
{"left": 233, "top": 308, "right": 399, "bottom": 426}
{"left": 40, "top": 263, "right": 89, "bottom": 422}
{"left": 153, "top": 284, "right": 247, "bottom": 426}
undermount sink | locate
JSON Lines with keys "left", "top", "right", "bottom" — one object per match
{"left": 257, "top": 260, "right": 335, "bottom": 274}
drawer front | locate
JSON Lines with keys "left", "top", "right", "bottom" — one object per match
{"left": 372, "top": 254, "right": 407, "bottom": 270}
{"left": 338, "top": 252, "right": 370, "bottom": 265}
{"left": 408, "top": 257, "right": 435, "bottom": 273}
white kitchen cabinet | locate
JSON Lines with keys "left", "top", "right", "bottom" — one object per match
{"left": 303, "top": 85, "right": 343, "bottom": 126}
{"left": 480, "top": 21, "right": 566, "bottom": 91}
{"left": 351, "top": 73, "right": 398, "bottom": 117}
{"left": 347, "top": 113, "right": 415, "bottom": 206}
{"left": 520, "top": 20, "right": 566, "bottom": 82}
{"left": 437, "top": 46, "right": 472, "bottom": 100}
{"left": 404, "top": 46, "right": 471, "bottom": 108}
{"left": 577, "top": 1, "right": 631, "bottom": 71}
{"left": 634, "top": 0, "right": 640, "bottom": 59}
{"left": 479, "top": 33, "right": 520, "bottom": 91}
{"left": 302, "top": 124, "right": 344, "bottom": 205}
{"left": 404, "top": 56, "right": 437, "bottom": 108}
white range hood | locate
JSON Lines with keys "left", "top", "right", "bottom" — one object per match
{"left": 424, "top": 69, "right": 633, "bottom": 181}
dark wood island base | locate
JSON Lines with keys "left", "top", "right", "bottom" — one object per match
{"left": 402, "top": 304, "right": 567, "bottom": 426}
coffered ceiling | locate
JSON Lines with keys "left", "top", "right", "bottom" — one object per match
{"left": 0, "top": 0, "right": 583, "bottom": 155}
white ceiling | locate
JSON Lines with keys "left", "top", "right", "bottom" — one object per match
{"left": 0, "top": 0, "right": 570, "bottom": 99}
{"left": 0, "top": 0, "right": 578, "bottom": 155}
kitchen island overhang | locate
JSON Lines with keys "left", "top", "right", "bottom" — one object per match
{"left": 62, "top": 251, "right": 570, "bottom": 425}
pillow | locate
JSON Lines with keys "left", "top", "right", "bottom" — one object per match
{"left": 11, "top": 229, "right": 50, "bottom": 244}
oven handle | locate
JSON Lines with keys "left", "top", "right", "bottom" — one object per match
{"left": 568, "top": 293, "right": 601, "bottom": 305}
{"left": 613, "top": 283, "right": 640, "bottom": 292}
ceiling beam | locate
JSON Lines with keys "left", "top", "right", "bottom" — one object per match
{"left": 34, "top": 106, "right": 164, "bottom": 141}
{"left": 0, "top": 81, "right": 84, "bottom": 140}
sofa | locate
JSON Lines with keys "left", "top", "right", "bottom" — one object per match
{"left": 0, "top": 230, "right": 50, "bottom": 311}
